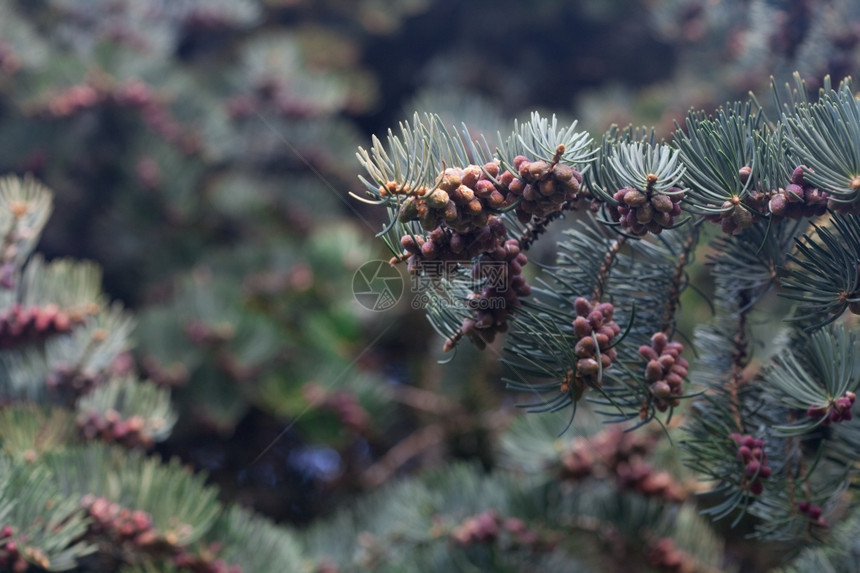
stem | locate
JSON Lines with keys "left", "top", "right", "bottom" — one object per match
{"left": 360, "top": 424, "right": 445, "bottom": 488}
{"left": 727, "top": 291, "right": 751, "bottom": 431}
{"left": 517, "top": 209, "right": 566, "bottom": 251}
{"left": 592, "top": 235, "right": 627, "bottom": 303}
{"left": 389, "top": 386, "right": 456, "bottom": 416}
{"left": 661, "top": 227, "right": 698, "bottom": 334}
{"left": 389, "top": 252, "right": 410, "bottom": 265}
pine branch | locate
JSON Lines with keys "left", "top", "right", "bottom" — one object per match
{"left": 0, "top": 175, "right": 53, "bottom": 295}
{"left": 41, "top": 444, "right": 221, "bottom": 549}
{"left": 0, "top": 460, "right": 95, "bottom": 571}
{"left": 784, "top": 76, "right": 860, "bottom": 204}
{"left": 197, "top": 506, "right": 306, "bottom": 573}
{"left": 0, "top": 405, "right": 74, "bottom": 459}
{"left": 781, "top": 212, "right": 860, "bottom": 326}
{"left": 357, "top": 72, "right": 860, "bottom": 552}
{"left": 76, "top": 376, "right": 177, "bottom": 449}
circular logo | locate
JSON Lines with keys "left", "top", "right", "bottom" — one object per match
{"left": 352, "top": 260, "right": 404, "bottom": 311}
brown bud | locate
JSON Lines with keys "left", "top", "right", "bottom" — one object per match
{"left": 553, "top": 164, "right": 574, "bottom": 181}
{"left": 398, "top": 197, "right": 419, "bottom": 222}
{"left": 651, "top": 332, "right": 667, "bottom": 353}
{"left": 574, "top": 336, "right": 596, "bottom": 357}
{"left": 452, "top": 185, "right": 475, "bottom": 204}
{"left": 599, "top": 353, "right": 612, "bottom": 369}
{"left": 461, "top": 165, "right": 482, "bottom": 188}
{"left": 720, "top": 217, "right": 738, "bottom": 235}
{"left": 587, "top": 310, "right": 605, "bottom": 329}
{"left": 539, "top": 178, "right": 556, "bottom": 196}
{"left": 474, "top": 179, "right": 496, "bottom": 198}
{"left": 439, "top": 168, "right": 462, "bottom": 191}
{"left": 650, "top": 194, "right": 674, "bottom": 213}
{"left": 651, "top": 381, "right": 672, "bottom": 398}
{"left": 733, "top": 206, "right": 752, "bottom": 229}
{"left": 449, "top": 233, "right": 465, "bottom": 253}
{"left": 443, "top": 200, "right": 458, "bottom": 222}
{"left": 622, "top": 188, "right": 647, "bottom": 207}
{"left": 420, "top": 241, "right": 438, "bottom": 259}
{"left": 791, "top": 165, "right": 807, "bottom": 185}
{"left": 527, "top": 160, "right": 551, "bottom": 180}
{"left": 487, "top": 190, "right": 506, "bottom": 209}
{"left": 577, "top": 358, "right": 600, "bottom": 376}
{"left": 522, "top": 184, "right": 541, "bottom": 202}
{"left": 639, "top": 345, "right": 658, "bottom": 361}
{"left": 483, "top": 162, "right": 501, "bottom": 179}
{"left": 636, "top": 203, "right": 655, "bottom": 223}
{"left": 426, "top": 189, "right": 449, "bottom": 209}
{"left": 653, "top": 211, "right": 672, "bottom": 227}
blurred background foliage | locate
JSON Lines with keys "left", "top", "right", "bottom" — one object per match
{"left": 0, "top": 0, "right": 858, "bottom": 570}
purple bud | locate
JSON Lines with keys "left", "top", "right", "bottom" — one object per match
{"left": 645, "top": 360, "right": 664, "bottom": 383}
{"left": 790, "top": 165, "right": 807, "bottom": 185}
{"left": 573, "top": 316, "right": 592, "bottom": 338}
{"left": 574, "top": 297, "right": 592, "bottom": 317}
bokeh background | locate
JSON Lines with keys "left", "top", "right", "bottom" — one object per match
{"left": 0, "top": 0, "right": 858, "bottom": 535}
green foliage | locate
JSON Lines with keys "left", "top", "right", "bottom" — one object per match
{"left": 781, "top": 213, "right": 860, "bottom": 324}
{"left": 356, "top": 70, "right": 860, "bottom": 568}
{"left": 0, "top": 462, "right": 95, "bottom": 571}
{"left": 0, "top": 175, "right": 312, "bottom": 571}
{"left": 2, "top": 1, "right": 860, "bottom": 571}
